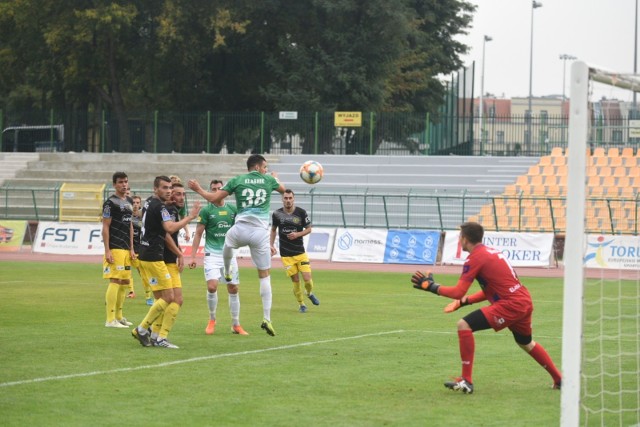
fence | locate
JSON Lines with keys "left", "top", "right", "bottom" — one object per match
{"left": 2, "top": 109, "right": 639, "bottom": 157}
{"left": 1, "top": 186, "right": 637, "bottom": 236}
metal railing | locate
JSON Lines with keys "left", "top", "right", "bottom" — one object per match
{"left": 3, "top": 185, "right": 638, "bottom": 235}
{"left": 3, "top": 109, "right": 640, "bottom": 156}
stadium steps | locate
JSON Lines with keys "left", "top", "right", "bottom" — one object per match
{"left": 272, "top": 155, "right": 539, "bottom": 230}
{"left": 0, "top": 153, "right": 40, "bottom": 185}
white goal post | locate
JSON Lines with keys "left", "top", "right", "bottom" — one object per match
{"left": 561, "top": 61, "right": 640, "bottom": 426}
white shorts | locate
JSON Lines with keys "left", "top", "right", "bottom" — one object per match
{"left": 204, "top": 253, "right": 239, "bottom": 284}
{"left": 224, "top": 221, "right": 272, "bottom": 270}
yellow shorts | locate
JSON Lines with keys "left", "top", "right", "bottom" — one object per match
{"left": 131, "top": 255, "right": 140, "bottom": 269}
{"left": 139, "top": 260, "right": 173, "bottom": 291}
{"left": 165, "top": 263, "right": 182, "bottom": 289}
{"left": 281, "top": 253, "right": 311, "bottom": 277}
{"left": 102, "top": 249, "right": 132, "bottom": 280}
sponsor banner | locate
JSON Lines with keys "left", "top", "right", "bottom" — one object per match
{"left": 34, "top": 221, "right": 104, "bottom": 255}
{"left": 441, "top": 230, "right": 554, "bottom": 267}
{"left": 180, "top": 226, "right": 335, "bottom": 261}
{"left": 383, "top": 229, "right": 440, "bottom": 265}
{"left": 0, "top": 220, "right": 28, "bottom": 252}
{"left": 331, "top": 228, "right": 388, "bottom": 263}
{"left": 584, "top": 234, "right": 640, "bottom": 270}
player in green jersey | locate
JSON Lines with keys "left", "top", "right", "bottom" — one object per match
{"left": 189, "top": 179, "right": 248, "bottom": 336}
{"left": 188, "top": 154, "right": 285, "bottom": 336}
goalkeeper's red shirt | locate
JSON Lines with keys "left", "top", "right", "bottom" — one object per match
{"left": 439, "top": 244, "right": 531, "bottom": 304}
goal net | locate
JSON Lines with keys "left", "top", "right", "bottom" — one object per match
{"left": 561, "top": 62, "right": 640, "bottom": 426}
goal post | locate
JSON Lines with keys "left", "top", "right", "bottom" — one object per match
{"left": 561, "top": 61, "right": 640, "bottom": 426}
{"left": 561, "top": 60, "right": 589, "bottom": 427}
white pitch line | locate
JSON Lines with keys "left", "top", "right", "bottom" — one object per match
{"left": 0, "top": 330, "right": 405, "bottom": 388}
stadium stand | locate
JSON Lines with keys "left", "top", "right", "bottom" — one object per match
{"left": 474, "top": 147, "right": 639, "bottom": 234}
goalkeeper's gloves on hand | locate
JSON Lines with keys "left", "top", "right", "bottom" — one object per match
{"left": 411, "top": 271, "right": 440, "bottom": 295}
{"left": 443, "top": 296, "right": 471, "bottom": 313}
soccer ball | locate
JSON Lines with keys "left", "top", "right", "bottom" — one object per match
{"left": 299, "top": 160, "right": 324, "bottom": 184}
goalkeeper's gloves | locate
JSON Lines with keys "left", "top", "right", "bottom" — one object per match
{"left": 411, "top": 271, "right": 440, "bottom": 295}
{"left": 443, "top": 296, "right": 471, "bottom": 313}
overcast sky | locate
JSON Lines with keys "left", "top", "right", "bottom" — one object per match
{"left": 458, "top": 0, "right": 637, "bottom": 101}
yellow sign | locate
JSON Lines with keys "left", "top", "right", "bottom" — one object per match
{"left": 334, "top": 111, "right": 362, "bottom": 127}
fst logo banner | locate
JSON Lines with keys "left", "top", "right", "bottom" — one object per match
{"left": 34, "top": 221, "right": 104, "bottom": 255}
{"left": 383, "top": 230, "right": 440, "bottom": 265}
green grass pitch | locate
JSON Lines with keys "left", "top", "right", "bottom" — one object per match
{"left": 0, "top": 261, "right": 566, "bottom": 426}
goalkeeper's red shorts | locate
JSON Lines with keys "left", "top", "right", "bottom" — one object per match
{"left": 480, "top": 297, "right": 533, "bottom": 337}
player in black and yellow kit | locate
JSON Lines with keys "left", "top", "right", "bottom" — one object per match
{"left": 131, "top": 176, "right": 199, "bottom": 349}
{"left": 129, "top": 194, "right": 154, "bottom": 305}
{"left": 102, "top": 172, "right": 135, "bottom": 328}
{"left": 270, "top": 189, "right": 320, "bottom": 313}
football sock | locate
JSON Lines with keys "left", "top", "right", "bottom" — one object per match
{"left": 159, "top": 302, "right": 181, "bottom": 340}
{"left": 128, "top": 277, "right": 134, "bottom": 293}
{"left": 229, "top": 292, "right": 240, "bottom": 326}
{"left": 222, "top": 245, "right": 233, "bottom": 277}
{"left": 259, "top": 276, "right": 272, "bottom": 321}
{"left": 115, "top": 283, "right": 127, "bottom": 319}
{"left": 140, "top": 298, "right": 169, "bottom": 329}
{"left": 105, "top": 282, "right": 119, "bottom": 322}
{"left": 142, "top": 276, "right": 152, "bottom": 299}
{"left": 458, "top": 329, "right": 475, "bottom": 383}
{"left": 292, "top": 281, "right": 304, "bottom": 305}
{"left": 207, "top": 290, "right": 218, "bottom": 320}
{"left": 528, "top": 342, "right": 562, "bottom": 384}
{"left": 304, "top": 279, "right": 314, "bottom": 295}
{"left": 152, "top": 314, "right": 163, "bottom": 337}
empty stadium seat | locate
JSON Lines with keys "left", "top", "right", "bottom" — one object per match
{"left": 550, "top": 147, "right": 564, "bottom": 157}
{"left": 621, "top": 147, "right": 634, "bottom": 157}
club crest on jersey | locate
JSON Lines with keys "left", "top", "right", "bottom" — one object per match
{"left": 149, "top": 277, "right": 158, "bottom": 285}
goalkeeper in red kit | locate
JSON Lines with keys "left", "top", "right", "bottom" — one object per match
{"left": 412, "top": 222, "right": 562, "bottom": 394}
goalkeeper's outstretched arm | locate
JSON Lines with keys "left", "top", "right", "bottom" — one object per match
{"left": 411, "top": 271, "right": 474, "bottom": 299}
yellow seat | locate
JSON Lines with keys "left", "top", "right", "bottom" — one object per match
{"left": 592, "top": 147, "right": 606, "bottom": 157}
{"left": 527, "top": 165, "right": 542, "bottom": 176}
{"left": 621, "top": 147, "right": 634, "bottom": 157}
{"left": 550, "top": 147, "right": 564, "bottom": 157}
{"left": 592, "top": 156, "right": 608, "bottom": 167}
{"left": 612, "top": 166, "right": 627, "bottom": 178}
{"left": 607, "top": 147, "right": 620, "bottom": 157}
{"left": 539, "top": 156, "right": 552, "bottom": 166}
{"left": 608, "top": 156, "right": 623, "bottom": 167}
{"left": 552, "top": 156, "right": 567, "bottom": 166}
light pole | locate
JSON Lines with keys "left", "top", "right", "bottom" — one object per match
{"left": 559, "top": 54, "right": 577, "bottom": 101}
{"left": 479, "top": 35, "right": 492, "bottom": 155}
{"left": 527, "top": 0, "right": 543, "bottom": 154}
{"left": 559, "top": 54, "right": 576, "bottom": 146}
{"left": 634, "top": 0, "right": 638, "bottom": 110}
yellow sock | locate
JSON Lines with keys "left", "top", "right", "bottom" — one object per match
{"left": 128, "top": 277, "right": 134, "bottom": 293}
{"left": 152, "top": 314, "right": 163, "bottom": 336}
{"left": 304, "top": 279, "right": 314, "bottom": 296}
{"left": 115, "top": 284, "right": 127, "bottom": 319}
{"left": 143, "top": 282, "right": 152, "bottom": 300}
{"left": 140, "top": 299, "right": 168, "bottom": 329}
{"left": 105, "top": 283, "right": 119, "bottom": 322}
{"left": 293, "top": 281, "right": 304, "bottom": 305}
{"left": 159, "top": 302, "right": 181, "bottom": 339}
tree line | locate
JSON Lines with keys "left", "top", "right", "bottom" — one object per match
{"left": 0, "top": 0, "right": 475, "bottom": 152}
